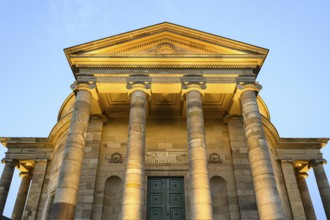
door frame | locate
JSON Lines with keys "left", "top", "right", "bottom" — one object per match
{"left": 145, "top": 169, "right": 189, "bottom": 220}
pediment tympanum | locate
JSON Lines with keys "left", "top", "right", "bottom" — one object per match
{"left": 73, "top": 34, "right": 247, "bottom": 56}
{"left": 65, "top": 22, "right": 268, "bottom": 71}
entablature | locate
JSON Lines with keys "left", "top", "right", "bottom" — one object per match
{"left": 275, "top": 137, "right": 329, "bottom": 173}
{"left": 70, "top": 68, "right": 267, "bottom": 118}
{"left": 0, "top": 137, "right": 52, "bottom": 160}
{"left": 56, "top": 77, "right": 271, "bottom": 121}
{"left": 0, "top": 137, "right": 52, "bottom": 173}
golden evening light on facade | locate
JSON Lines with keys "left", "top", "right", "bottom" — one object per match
{"left": 0, "top": 22, "right": 329, "bottom": 220}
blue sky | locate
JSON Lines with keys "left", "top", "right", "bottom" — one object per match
{"left": 0, "top": 1, "right": 329, "bottom": 219}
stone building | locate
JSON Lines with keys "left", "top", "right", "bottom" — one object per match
{"left": 0, "top": 22, "right": 329, "bottom": 220}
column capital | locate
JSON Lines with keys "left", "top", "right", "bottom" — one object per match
{"left": 181, "top": 82, "right": 206, "bottom": 97}
{"left": 126, "top": 81, "right": 151, "bottom": 96}
{"left": 237, "top": 82, "right": 262, "bottom": 92}
{"left": 232, "top": 83, "right": 262, "bottom": 102}
{"left": 70, "top": 81, "right": 96, "bottom": 92}
{"left": 309, "top": 159, "right": 327, "bottom": 168}
{"left": 1, "top": 159, "right": 19, "bottom": 167}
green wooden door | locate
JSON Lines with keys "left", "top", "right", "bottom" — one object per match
{"left": 147, "top": 177, "right": 185, "bottom": 220}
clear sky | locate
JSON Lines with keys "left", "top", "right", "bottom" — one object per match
{"left": 0, "top": 0, "right": 329, "bottom": 219}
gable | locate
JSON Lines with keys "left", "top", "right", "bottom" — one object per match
{"left": 65, "top": 22, "right": 268, "bottom": 72}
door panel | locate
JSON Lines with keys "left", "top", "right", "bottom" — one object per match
{"left": 147, "top": 177, "right": 185, "bottom": 220}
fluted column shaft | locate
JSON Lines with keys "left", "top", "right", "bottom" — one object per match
{"left": 297, "top": 173, "right": 316, "bottom": 220}
{"left": 311, "top": 160, "right": 330, "bottom": 219}
{"left": 12, "top": 172, "right": 32, "bottom": 220}
{"left": 185, "top": 88, "right": 213, "bottom": 220}
{"left": 51, "top": 83, "right": 93, "bottom": 220}
{"left": 0, "top": 159, "right": 18, "bottom": 215}
{"left": 121, "top": 90, "right": 147, "bottom": 220}
{"left": 239, "top": 85, "right": 284, "bottom": 220}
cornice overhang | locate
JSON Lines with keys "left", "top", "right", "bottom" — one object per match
{"left": 64, "top": 22, "right": 268, "bottom": 78}
{"left": 277, "top": 137, "right": 329, "bottom": 150}
{"left": 0, "top": 137, "right": 50, "bottom": 146}
{"left": 0, "top": 137, "right": 53, "bottom": 163}
{"left": 75, "top": 63, "right": 259, "bottom": 69}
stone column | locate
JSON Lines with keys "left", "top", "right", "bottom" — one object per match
{"left": 296, "top": 172, "right": 316, "bottom": 220}
{"left": 11, "top": 172, "right": 32, "bottom": 220}
{"left": 238, "top": 83, "right": 284, "bottom": 220}
{"left": 310, "top": 159, "right": 330, "bottom": 219}
{"left": 121, "top": 82, "right": 150, "bottom": 220}
{"left": 50, "top": 82, "right": 94, "bottom": 220}
{"left": 280, "top": 160, "right": 306, "bottom": 220}
{"left": 0, "top": 159, "right": 19, "bottom": 215}
{"left": 182, "top": 82, "right": 213, "bottom": 220}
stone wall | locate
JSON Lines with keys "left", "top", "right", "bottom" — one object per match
{"left": 75, "top": 117, "right": 103, "bottom": 219}
{"left": 92, "top": 118, "right": 128, "bottom": 219}
{"left": 206, "top": 118, "right": 241, "bottom": 220}
{"left": 42, "top": 132, "right": 68, "bottom": 219}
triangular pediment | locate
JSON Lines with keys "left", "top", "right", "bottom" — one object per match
{"left": 65, "top": 22, "right": 268, "bottom": 70}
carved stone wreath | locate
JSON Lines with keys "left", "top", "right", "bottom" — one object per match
{"left": 155, "top": 43, "right": 177, "bottom": 54}
{"left": 208, "top": 153, "right": 223, "bottom": 164}
{"left": 109, "top": 152, "right": 123, "bottom": 163}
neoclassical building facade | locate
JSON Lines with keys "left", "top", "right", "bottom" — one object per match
{"left": 0, "top": 23, "right": 329, "bottom": 220}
